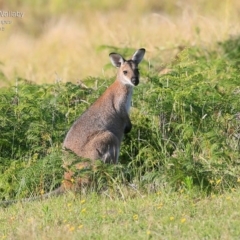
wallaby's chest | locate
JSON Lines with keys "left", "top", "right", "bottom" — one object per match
{"left": 125, "top": 88, "right": 133, "bottom": 114}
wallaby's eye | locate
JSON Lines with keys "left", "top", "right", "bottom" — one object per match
{"left": 123, "top": 70, "right": 128, "bottom": 75}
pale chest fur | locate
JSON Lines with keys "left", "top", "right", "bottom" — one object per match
{"left": 109, "top": 81, "right": 133, "bottom": 114}
{"left": 125, "top": 87, "right": 133, "bottom": 113}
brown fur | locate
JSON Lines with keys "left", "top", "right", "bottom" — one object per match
{"left": 63, "top": 48, "right": 145, "bottom": 164}
{"left": 62, "top": 48, "right": 145, "bottom": 190}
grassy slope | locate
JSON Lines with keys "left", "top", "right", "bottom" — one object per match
{"left": 1, "top": 1, "right": 240, "bottom": 239}
{"left": 1, "top": 189, "right": 240, "bottom": 239}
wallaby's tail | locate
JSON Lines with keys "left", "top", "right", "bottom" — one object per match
{"left": 0, "top": 187, "right": 64, "bottom": 207}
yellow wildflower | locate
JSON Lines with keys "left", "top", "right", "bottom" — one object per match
{"left": 69, "top": 226, "right": 75, "bottom": 232}
{"left": 133, "top": 214, "right": 138, "bottom": 221}
{"left": 181, "top": 218, "right": 186, "bottom": 223}
{"left": 80, "top": 199, "right": 86, "bottom": 204}
{"left": 81, "top": 208, "right": 86, "bottom": 213}
{"left": 216, "top": 179, "right": 221, "bottom": 185}
{"left": 157, "top": 203, "right": 163, "bottom": 209}
{"left": 211, "top": 194, "right": 216, "bottom": 199}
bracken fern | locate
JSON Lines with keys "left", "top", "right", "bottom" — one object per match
{"left": 0, "top": 37, "right": 240, "bottom": 200}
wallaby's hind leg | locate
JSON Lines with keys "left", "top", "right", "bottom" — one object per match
{"left": 84, "top": 131, "right": 120, "bottom": 164}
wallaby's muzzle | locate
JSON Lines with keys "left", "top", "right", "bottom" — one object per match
{"left": 131, "top": 77, "right": 139, "bottom": 86}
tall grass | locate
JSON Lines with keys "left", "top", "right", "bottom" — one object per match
{"left": 0, "top": 0, "right": 240, "bottom": 84}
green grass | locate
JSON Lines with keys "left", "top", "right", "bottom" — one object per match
{"left": 1, "top": 189, "right": 240, "bottom": 239}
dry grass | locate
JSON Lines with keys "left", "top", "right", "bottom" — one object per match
{"left": 0, "top": 0, "right": 240, "bottom": 85}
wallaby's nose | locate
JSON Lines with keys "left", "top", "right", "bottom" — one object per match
{"left": 131, "top": 77, "right": 139, "bottom": 86}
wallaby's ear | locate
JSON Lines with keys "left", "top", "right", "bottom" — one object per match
{"left": 109, "top": 53, "right": 125, "bottom": 68}
{"left": 132, "top": 48, "right": 145, "bottom": 64}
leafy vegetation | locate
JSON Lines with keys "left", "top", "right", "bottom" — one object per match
{"left": 0, "top": 37, "right": 240, "bottom": 202}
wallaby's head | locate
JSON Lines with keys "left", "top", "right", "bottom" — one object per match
{"left": 109, "top": 48, "right": 145, "bottom": 86}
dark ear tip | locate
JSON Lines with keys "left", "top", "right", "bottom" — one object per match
{"left": 109, "top": 52, "right": 116, "bottom": 57}
{"left": 139, "top": 48, "right": 146, "bottom": 52}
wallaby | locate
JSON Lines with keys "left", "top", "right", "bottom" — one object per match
{"left": 63, "top": 48, "right": 145, "bottom": 163}
{"left": 0, "top": 48, "right": 145, "bottom": 207}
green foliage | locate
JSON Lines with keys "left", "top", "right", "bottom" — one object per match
{"left": 1, "top": 37, "right": 240, "bottom": 200}
{"left": 0, "top": 80, "right": 93, "bottom": 199}
{"left": 0, "top": 80, "right": 92, "bottom": 159}
{"left": 122, "top": 41, "right": 240, "bottom": 193}
{"left": 218, "top": 35, "right": 240, "bottom": 68}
